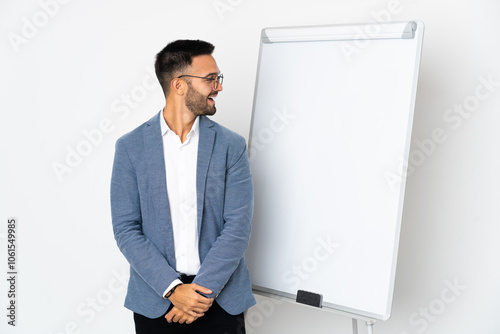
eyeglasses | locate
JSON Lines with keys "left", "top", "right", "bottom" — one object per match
{"left": 177, "top": 74, "right": 224, "bottom": 90}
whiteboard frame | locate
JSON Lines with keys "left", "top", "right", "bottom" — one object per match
{"left": 247, "top": 21, "right": 424, "bottom": 321}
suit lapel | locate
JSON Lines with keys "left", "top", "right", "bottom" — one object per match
{"left": 143, "top": 111, "right": 175, "bottom": 257}
{"left": 196, "top": 116, "right": 215, "bottom": 236}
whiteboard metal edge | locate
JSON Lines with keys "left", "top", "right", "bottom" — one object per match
{"left": 247, "top": 29, "right": 266, "bottom": 156}
{"left": 261, "top": 21, "right": 417, "bottom": 43}
{"left": 381, "top": 20, "right": 425, "bottom": 321}
{"left": 252, "top": 285, "right": 379, "bottom": 322}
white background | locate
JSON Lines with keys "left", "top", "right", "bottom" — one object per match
{"left": 1, "top": 0, "right": 499, "bottom": 333}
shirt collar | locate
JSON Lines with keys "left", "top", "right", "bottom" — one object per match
{"left": 160, "top": 112, "right": 200, "bottom": 139}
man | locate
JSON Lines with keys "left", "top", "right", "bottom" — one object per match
{"left": 110, "top": 39, "right": 255, "bottom": 333}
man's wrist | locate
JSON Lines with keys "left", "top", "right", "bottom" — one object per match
{"left": 163, "top": 279, "right": 183, "bottom": 299}
{"left": 165, "top": 282, "right": 182, "bottom": 299}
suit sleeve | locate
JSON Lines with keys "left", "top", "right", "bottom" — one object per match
{"left": 110, "top": 138, "right": 180, "bottom": 298}
{"left": 193, "top": 136, "right": 253, "bottom": 297}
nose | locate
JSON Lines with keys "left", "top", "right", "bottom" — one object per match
{"left": 215, "top": 81, "right": 223, "bottom": 92}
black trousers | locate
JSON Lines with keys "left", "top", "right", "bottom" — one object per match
{"left": 134, "top": 302, "right": 245, "bottom": 334}
{"left": 134, "top": 276, "right": 246, "bottom": 334}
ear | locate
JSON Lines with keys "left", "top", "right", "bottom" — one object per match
{"left": 170, "top": 78, "right": 186, "bottom": 95}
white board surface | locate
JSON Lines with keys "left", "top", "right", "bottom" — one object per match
{"left": 246, "top": 21, "right": 424, "bottom": 320}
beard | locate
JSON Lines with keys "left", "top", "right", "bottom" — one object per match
{"left": 185, "top": 81, "right": 217, "bottom": 116}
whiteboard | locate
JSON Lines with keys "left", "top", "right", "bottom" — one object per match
{"left": 246, "top": 21, "right": 424, "bottom": 321}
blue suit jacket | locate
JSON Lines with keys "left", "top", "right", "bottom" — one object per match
{"left": 110, "top": 111, "right": 256, "bottom": 318}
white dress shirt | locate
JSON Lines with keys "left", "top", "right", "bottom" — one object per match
{"left": 160, "top": 114, "right": 200, "bottom": 296}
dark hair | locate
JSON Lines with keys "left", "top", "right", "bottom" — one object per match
{"left": 155, "top": 39, "right": 215, "bottom": 95}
